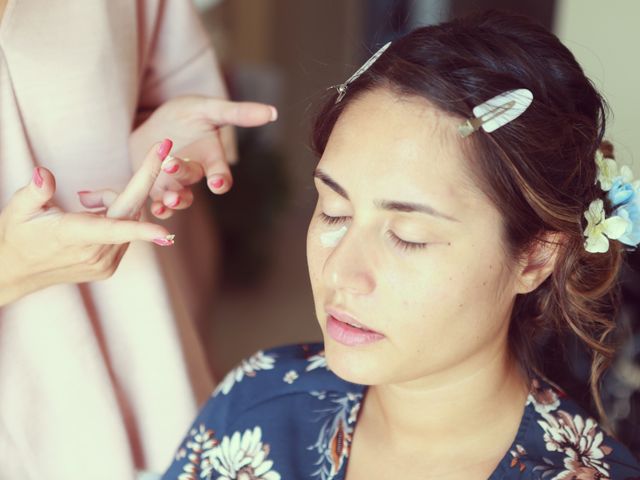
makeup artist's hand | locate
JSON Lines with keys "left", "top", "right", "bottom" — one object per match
{"left": 0, "top": 142, "right": 173, "bottom": 307}
{"left": 128, "top": 95, "right": 278, "bottom": 219}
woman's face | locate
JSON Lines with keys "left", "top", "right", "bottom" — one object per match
{"left": 307, "top": 88, "right": 523, "bottom": 387}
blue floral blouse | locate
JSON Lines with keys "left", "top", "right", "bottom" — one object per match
{"left": 162, "top": 343, "right": 640, "bottom": 480}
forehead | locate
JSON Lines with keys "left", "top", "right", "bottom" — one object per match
{"left": 318, "top": 88, "right": 484, "bottom": 207}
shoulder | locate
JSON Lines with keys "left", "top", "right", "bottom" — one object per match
{"left": 215, "top": 343, "right": 350, "bottom": 394}
{"left": 200, "top": 343, "right": 359, "bottom": 424}
{"left": 502, "top": 377, "right": 640, "bottom": 479}
{"left": 163, "top": 344, "right": 364, "bottom": 480}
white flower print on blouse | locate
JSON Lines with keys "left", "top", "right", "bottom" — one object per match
{"left": 175, "top": 424, "right": 219, "bottom": 480}
{"left": 509, "top": 444, "right": 528, "bottom": 473}
{"left": 214, "top": 351, "right": 277, "bottom": 396}
{"left": 527, "top": 378, "right": 561, "bottom": 415}
{"left": 283, "top": 370, "right": 299, "bottom": 384}
{"left": 306, "top": 351, "right": 328, "bottom": 372}
{"left": 537, "top": 410, "right": 612, "bottom": 479}
{"left": 201, "top": 426, "right": 281, "bottom": 480}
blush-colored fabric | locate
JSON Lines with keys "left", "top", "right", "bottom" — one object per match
{"left": 0, "top": 1, "right": 223, "bottom": 478}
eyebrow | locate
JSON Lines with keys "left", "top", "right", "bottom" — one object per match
{"left": 313, "top": 168, "right": 460, "bottom": 223}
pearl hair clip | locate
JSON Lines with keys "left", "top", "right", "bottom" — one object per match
{"left": 458, "top": 89, "right": 534, "bottom": 137}
{"left": 333, "top": 42, "right": 391, "bottom": 104}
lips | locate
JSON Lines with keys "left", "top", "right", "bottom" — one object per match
{"left": 325, "top": 307, "right": 385, "bottom": 346}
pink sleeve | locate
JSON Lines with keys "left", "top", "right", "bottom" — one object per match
{"left": 136, "top": 0, "right": 228, "bottom": 113}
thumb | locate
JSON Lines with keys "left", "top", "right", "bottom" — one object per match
{"left": 6, "top": 167, "right": 56, "bottom": 219}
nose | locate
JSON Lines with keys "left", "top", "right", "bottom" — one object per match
{"left": 322, "top": 225, "right": 376, "bottom": 296}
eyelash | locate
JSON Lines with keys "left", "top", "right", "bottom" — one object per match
{"left": 319, "top": 213, "right": 427, "bottom": 251}
{"left": 319, "top": 212, "right": 348, "bottom": 225}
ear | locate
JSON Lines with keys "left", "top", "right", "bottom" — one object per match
{"left": 514, "top": 232, "right": 565, "bottom": 295}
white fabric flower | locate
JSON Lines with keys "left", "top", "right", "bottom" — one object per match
{"left": 583, "top": 199, "right": 630, "bottom": 253}
{"left": 214, "top": 351, "right": 276, "bottom": 396}
{"left": 202, "top": 427, "right": 281, "bottom": 480}
{"left": 619, "top": 165, "right": 634, "bottom": 183}
{"left": 595, "top": 150, "right": 620, "bottom": 191}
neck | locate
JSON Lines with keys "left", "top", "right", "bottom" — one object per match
{"left": 363, "top": 343, "right": 529, "bottom": 457}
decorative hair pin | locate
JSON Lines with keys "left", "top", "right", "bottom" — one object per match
{"left": 333, "top": 42, "right": 391, "bottom": 104}
{"left": 584, "top": 148, "right": 640, "bottom": 253}
{"left": 458, "top": 89, "right": 533, "bottom": 137}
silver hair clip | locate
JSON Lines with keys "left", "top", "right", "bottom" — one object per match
{"left": 333, "top": 42, "right": 392, "bottom": 104}
{"left": 458, "top": 89, "right": 533, "bottom": 137}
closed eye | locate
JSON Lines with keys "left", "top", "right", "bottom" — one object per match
{"left": 320, "top": 214, "right": 427, "bottom": 251}
{"left": 319, "top": 213, "right": 351, "bottom": 225}
{"left": 386, "top": 231, "right": 427, "bottom": 251}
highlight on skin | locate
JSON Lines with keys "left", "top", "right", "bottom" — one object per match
{"left": 319, "top": 225, "right": 348, "bottom": 248}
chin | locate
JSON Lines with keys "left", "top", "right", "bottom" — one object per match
{"left": 323, "top": 337, "right": 388, "bottom": 386}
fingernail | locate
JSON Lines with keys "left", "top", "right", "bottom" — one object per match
{"left": 77, "top": 190, "right": 91, "bottom": 195}
{"left": 163, "top": 163, "right": 179, "bottom": 174}
{"left": 269, "top": 106, "right": 278, "bottom": 122}
{"left": 153, "top": 234, "right": 175, "bottom": 247}
{"left": 210, "top": 177, "right": 224, "bottom": 190}
{"left": 154, "top": 205, "right": 166, "bottom": 215}
{"left": 167, "top": 196, "right": 180, "bottom": 208}
{"left": 157, "top": 139, "right": 173, "bottom": 160}
{"left": 33, "top": 167, "right": 44, "bottom": 188}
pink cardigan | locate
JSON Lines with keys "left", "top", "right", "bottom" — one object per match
{"left": 0, "top": 1, "right": 223, "bottom": 477}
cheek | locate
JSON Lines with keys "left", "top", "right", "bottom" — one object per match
{"left": 379, "top": 246, "right": 512, "bottom": 333}
{"left": 306, "top": 220, "right": 330, "bottom": 291}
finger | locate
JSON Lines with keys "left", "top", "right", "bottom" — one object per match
{"left": 219, "top": 125, "right": 238, "bottom": 165}
{"left": 148, "top": 173, "right": 182, "bottom": 203}
{"left": 77, "top": 190, "right": 119, "bottom": 210}
{"left": 150, "top": 201, "right": 175, "bottom": 219}
{"left": 107, "top": 139, "right": 172, "bottom": 219}
{"left": 198, "top": 99, "right": 277, "bottom": 127}
{"left": 162, "top": 188, "right": 194, "bottom": 211}
{"left": 206, "top": 131, "right": 233, "bottom": 194}
{"left": 59, "top": 212, "right": 175, "bottom": 246}
{"left": 111, "top": 243, "right": 130, "bottom": 271}
{"left": 161, "top": 155, "right": 204, "bottom": 186}
{"left": 188, "top": 133, "right": 233, "bottom": 194}
{"left": 6, "top": 167, "right": 56, "bottom": 220}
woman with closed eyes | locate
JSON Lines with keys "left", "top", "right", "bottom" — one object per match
{"left": 163, "top": 11, "right": 640, "bottom": 480}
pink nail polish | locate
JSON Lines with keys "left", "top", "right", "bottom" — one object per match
{"left": 163, "top": 164, "right": 179, "bottom": 174}
{"left": 33, "top": 168, "right": 44, "bottom": 188}
{"left": 167, "top": 196, "right": 180, "bottom": 208}
{"left": 152, "top": 234, "right": 175, "bottom": 247}
{"left": 153, "top": 238, "right": 173, "bottom": 246}
{"left": 77, "top": 190, "right": 91, "bottom": 195}
{"left": 211, "top": 178, "right": 224, "bottom": 189}
{"left": 155, "top": 205, "right": 166, "bottom": 215}
{"left": 157, "top": 139, "right": 173, "bottom": 160}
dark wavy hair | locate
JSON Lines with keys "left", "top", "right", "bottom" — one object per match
{"left": 311, "top": 11, "right": 624, "bottom": 424}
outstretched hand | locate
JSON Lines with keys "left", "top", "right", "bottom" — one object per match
{"left": 129, "top": 95, "right": 278, "bottom": 219}
{"left": 0, "top": 140, "right": 175, "bottom": 306}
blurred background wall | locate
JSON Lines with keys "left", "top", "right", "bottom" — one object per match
{"left": 555, "top": 1, "right": 640, "bottom": 177}
{"left": 187, "top": 0, "right": 639, "bottom": 453}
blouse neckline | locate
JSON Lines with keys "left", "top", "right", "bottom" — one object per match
{"left": 337, "top": 378, "right": 537, "bottom": 480}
